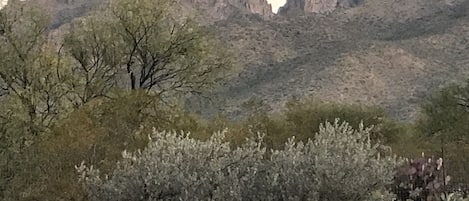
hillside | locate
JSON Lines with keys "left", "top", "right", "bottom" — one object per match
{"left": 187, "top": 0, "right": 469, "bottom": 120}
{"left": 7, "top": 0, "right": 469, "bottom": 120}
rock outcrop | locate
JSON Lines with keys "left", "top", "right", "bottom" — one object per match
{"left": 243, "top": 0, "right": 273, "bottom": 17}
{"left": 278, "top": 0, "right": 364, "bottom": 15}
{"left": 181, "top": 0, "right": 273, "bottom": 21}
{"left": 337, "top": 0, "right": 364, "bottom": 8}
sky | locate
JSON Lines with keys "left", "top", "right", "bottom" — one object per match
{"left": 267, "top": 0, "right": 287, "bottom": 13}
{"left": 0, "top": 0, "right": 7, "bottom": 9}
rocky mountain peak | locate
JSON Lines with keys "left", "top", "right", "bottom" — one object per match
{"left": 278, "top": 0, "right": 364, "bottom": 15}
{"left": 242, "top": 0, "right": 273, "bottom": 17}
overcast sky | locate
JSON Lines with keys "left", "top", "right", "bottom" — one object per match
{"left": 267, "top": 0, "right": 287, "bottom": 13}
{"left": 0, "top": 0, "right": 7, "bottom": 9}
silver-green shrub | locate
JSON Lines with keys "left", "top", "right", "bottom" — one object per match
{"left": 259, "top": 120, "right": 399, "bottom": 201}
{"left": 440, "top": 192, "right": 469, "bottom": 201}
{"left": 77, "top": 129, "right": 266, "bottom": 201}
{"left": 77, "top": 119, "right": 400, "bottom": 201}
{"left": 308, "top": 120, "right": 399, "bottom": 201}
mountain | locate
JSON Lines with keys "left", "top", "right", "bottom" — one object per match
{"left": 181, "top": 0, "right": 273, "bottom": 21}
{"left": 26, "top": 0, "right": 273, "bottom": 29}
{"left": 25, "top": 0, "right": 104, "bottom": 29}
{"left": 278, "top": 0, "right": 364, "bottom": 15}
{"left": 6, "top": 0, "right": 469, "bottom": 121}
{"left": 194, "top": 0, "right": 469, "bottom": 120}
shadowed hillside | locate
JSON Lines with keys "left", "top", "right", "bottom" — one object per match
{"left": 186, "top": 0, "right": 469, "bottom": 120}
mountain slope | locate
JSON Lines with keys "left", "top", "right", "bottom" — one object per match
{"left": 193, "top": 0, "right": 469, "bottom": 120}
{"left": 7, "top": 0, "right": 469, "bottom": 120}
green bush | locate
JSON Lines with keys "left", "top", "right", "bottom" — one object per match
{"left": 283, "top": 98, "right": 403, "bottom": 144}
{"left": 2, "top": 91, "right": 210, "bottom": 201}
{"left": 413, "top": 79, "right": 469, "bottom": 188}
{"left": 235, "top": 98, "right": 405, "bottom": 150}
{"left": 416, "top": 79, "right": 469, "bottom": 141}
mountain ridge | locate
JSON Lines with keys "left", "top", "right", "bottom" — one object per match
{"left": 278, "top": 0, "right": 364, "bottom": 15}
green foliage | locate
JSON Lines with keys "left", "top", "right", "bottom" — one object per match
{"left": 64, "top": 0, "right": 234, "bottom": 96}
{"left": 0, "top": 0, "right": 234, "bottom": 199}
{"left": 0, "top": 2, "right": 75, "bottom": 199}
{"left": 63, "top": 14, "right": 121, "bottom": 105}
{"left": 0, "top": 1, "right": 73, "bottom": 136}
{"left": 411, "top": 79, "right": 469, "bottom": 188}
{"left": 15, "top": 91, "right": 209, "bottom": 200}
{"left": 232, "top": 98, "right": 405, "bottom": 150}
{"left": 77, "top": 119, "right": 400, "bottom": 201}
{"left": 283, "top": 98, "right": 402, "bottom": 143}
{"left": 416, "top": 79, "right": 469, "bottom": 142}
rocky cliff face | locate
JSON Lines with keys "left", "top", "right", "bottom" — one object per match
{"left": 181, "top": 0, "right": 273, "bottom": 21}
{"left": 278, "top": 0, "right": 364, "bottom": 15}
{"left": 242, "top": 0, "right": 273, "bottom": 17}
{"left": 337, "top": 0, "right": 364, "bottom": 8}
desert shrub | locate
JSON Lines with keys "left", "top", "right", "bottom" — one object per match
{"left": 77, "top": 119, "right": 400, "bottom": 201}
{"left": 299, "top": 120, "right": 398, "bottom": 201}
{"left": 283, "top": 98, "right": 403, "bottom": 144}
{"left": 439, "top": 192, "right": 469, "bottom": 201}
{"left": 256, "top": 120, "right": 399, "bottom": 201}
{"left": 393, "top": 155, "right": 450, "bottom": 201}
{"left": 388, "top": 136, "right": 469, "bottom": 195}
{"left": 416, "top": 79, "right": 469, "bottom": 142}
{"left": 413, "top": 79, "right": 469, "bottom": 188}
{"left": 77, "top": 129, "right": 266, "bottom": 201}
{"left": 11, "top": 90, "right": 210, "bottom": 201}
{"left": 237, "top": 98, "right": 405, "bottom": 150}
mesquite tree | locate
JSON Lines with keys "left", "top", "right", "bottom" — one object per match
{"left": 64, "top": 0, "right": 233, "bottom": 100}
